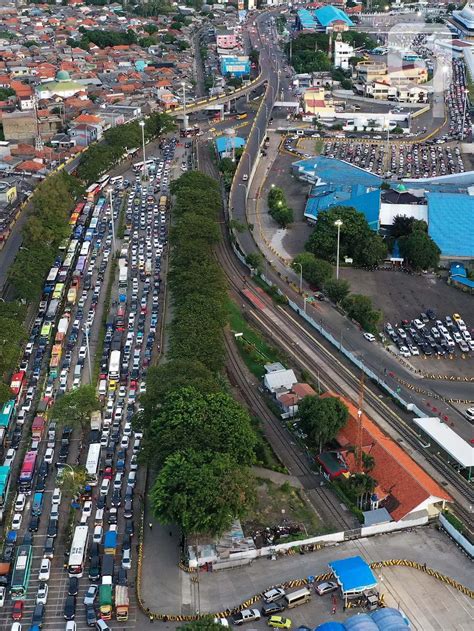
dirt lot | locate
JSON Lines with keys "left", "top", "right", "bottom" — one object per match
{"left": 340, "top": 267, "right": 474, "bottom": 375}
{"left": 243, "top": 478, "right": 322, "bottom": 545}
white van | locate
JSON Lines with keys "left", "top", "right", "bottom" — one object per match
{"left": 93, "top": 526, "right": 103, "bottom": 543}
{"left": 284, "top": 587, "right": 311, "bottom": 608}
{"left": 94, "top": 508, "right": 104, "bottom": 526}
{"left": 100, "top": 479, "right": 110, "bottom": 496}
{"left": 99, "top": 380, "right": 107, "bottom": 397}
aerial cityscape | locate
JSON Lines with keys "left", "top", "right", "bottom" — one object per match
{"left": 0, "top": 0, "right": 472, "bottom": 630}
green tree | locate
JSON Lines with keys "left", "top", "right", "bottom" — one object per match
{"left": 178, "top": 617, "right": 225, "bottom": 631}
{"left": 149, "top": 450, "right": 255, "bottom": 535}
{"left": 292, "top": 253, "right": 333, "bottom": 288}
{"left": 391, "top": 215, "right": 415, "bottom": 238}
{"left": 58, "top": 465, "right": 88, "bottom": 499}
{"left": 246, "top": 252, "right": 263, "bottom": 272}
{"left": 138, "top": 360, "right": 221, "bottom": 430}
{"left": 49, "top": 385, "right": 100, "bottom": 433}
{"left": 342, "top": 293, "right": 381, "bottom": 333}
{"left": 142, "top": 387, "right": 256, "bottom": 468}
{"left": 399, "top": 230, "right": 440, "bottom": 270}
{"left": 0, "top": 383, "right": 12, "bottom": 407}
{"left": 0, "top": 87, "right": 15, "bottom": 100}
{"left": 305, "top": 206, "right": 386, "bottom": 266}
{"left": 299, "top": 396, "right": 348, "bottom": 451}
{"left": 323, "top": 278, "right": 350, "bottom": 304}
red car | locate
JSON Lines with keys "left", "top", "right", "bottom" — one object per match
{"left": 103, "top": 467, "right": 113, "bottom": 480}
{"left": 12, "top": 600, "right": 24, "bottom": 620}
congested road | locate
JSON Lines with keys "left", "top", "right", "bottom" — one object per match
{"left": 0, "top": 134, "right": 189, "bottom": 629}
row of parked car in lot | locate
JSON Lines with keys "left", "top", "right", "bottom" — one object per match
{"left": 384, "top": 311, "right": 473, "bottom": 358}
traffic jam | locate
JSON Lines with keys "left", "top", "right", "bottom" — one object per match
{"left": 0, "top": 137, "right": 178, "bottom": 630}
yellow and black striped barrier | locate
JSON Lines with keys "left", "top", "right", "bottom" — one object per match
{"left": 135, "top": 554, "right": 474, "bottom": 621}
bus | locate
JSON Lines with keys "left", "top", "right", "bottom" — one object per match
{"left": 10, "top": 371, "right": 26, "bottom": 399}
{"left": 86, "top": 183, "right": 101, "bottom": 202}
{"left": 84, "top": 228, "right": 95, "bottom": 242}
{"left": 0, "top": 464, "right": 11, "bottom": 521}
{"left": 18, "top": 451, "right": 37, "bottom": 493}
{"left": 67, "top": 239, "right": 79, "bottom": 256}
{"left": 110, "top": 175, "right": 123, "bottom": 186}
{"left": 89, "top": 216, "right": 99, "bottom": 234}
{"left": 10, "top": 544, "right": 33, "bottom": 600}
{"left": 97, "top": 174, "right": 110, "bottom": 191}
{"left": 85, "top": 443, "right": 101, "bottom": 486}
{"left": 73, "top": 256, "right": 87, "bottom": 277}
{"left": 80, "top": 241, "right": 90, "bottom": 258}
{"left": 0, "top": 399, "right": 15, "bottom": 430}
{"left": 69, "top": 212, "right": 80, "bottom": 226}
{"left": 68, "top": 525, "right": 90, "bottom": 577}
{"left": 132, "top": 159, "right": 154, "bottom": 173}
{"left": 52, "top": 282, "right": 65, "bottom": 300}
{"left": 108, "top": 350, "right": 120, "bottom": 383}
{"left": 44, "top": 266, "right": 59, "bottom": 294}
{"left": 40, "top": 322, "right": 53, "bottom": 340}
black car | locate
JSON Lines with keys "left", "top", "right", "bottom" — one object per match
{"left": 28, "top": 515, "right": 40, "bottom": 532}
{"left": 38, "top": 462, "right": 49, "bottom": 479}
{"left": 68, "top": 576, "right": 79, "bottom": 595}
{"left": 111, "top": 490, "right": 121, "bottom": 507}
{"left": 35, "top": 478, "right": 46, "bottom": 493}
{"left": 426, "top": 309, "right": 436, "bottom": 320}
{"left": 64, "top": 594, "right": 76, "bottom": 620}
{"left": 88, "top": 555, "right": 100, "bottom": 581}
{"left": 32, "top": 603, "right": 45, "bottom": 626}
{"left": 59, "top": 443, "right": 69, "bottom": 462}
{"left": 89, "top": 542, "right": 100, "bottom": 560}
{"left": 97, "top": 495, "right": 106, "bottom": 510}
{"left": 85, "top": 605, "right": 97, "bottom": 627}
{"left": 43, "top": 536, "right": 55, "bottom": 558}
{"left": 47, "top": 518, "right": 58, "bottom": 538}
{"left": 261, "top": 601, "right": 286, "bottom": 616}
{"left": 116, "top": 567, "right": 128, "bottom": 586}
{"left": 107, "top": 508, "right": 118, "bottom": 525}
{"left": 124, "top": 519, "right": 134, "bottom": 537}
{"left": 122, "top": 534, "right": 131, "bottom": 553}
{"left": 11, "top": 429, "right": 22, "bottom": 449}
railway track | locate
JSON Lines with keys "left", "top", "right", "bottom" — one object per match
{"left": 196, "top": 140, "right": 473, "bottom": 532}
{"left": 223, "top": 333, "right": 356, "bottom": 532}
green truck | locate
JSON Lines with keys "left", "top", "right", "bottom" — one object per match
{"left": 99, "top": 580, "right": 113, "bottom": 620}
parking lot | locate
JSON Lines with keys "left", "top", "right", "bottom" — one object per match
{"left": 340, "top": 268, "right": 474, "bottom": 377}
{"left": 0, "top": 134, "right": 189, "bottom": 629}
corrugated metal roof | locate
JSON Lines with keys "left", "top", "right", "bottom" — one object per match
{"left": 315, "top": 6, "right": 354, "bottom": 27}
{"left": 427, "top": 192, "right": 474, "bottom": 257}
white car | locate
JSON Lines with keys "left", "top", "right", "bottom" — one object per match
{"left": 0, "top": 585, "right": 5, "bottom": 607}
{"left": 78, "top": 345, "right": 87, "bottom": 359}
{"left": 465, "top": 407, "right": 474, "bottom": 422}
{"left": 93, "top": 526, "right": 103, "bottom": 544}
{"left": 12, "top": 513, "right": 22, "bottom": 530}
{"left": 52, "top": 488, "right": 61, "bottom": 505}
{"left": 14, "top": 494, "right": 26, "bottom": 512}
{"left": 263, "top": 587, "right": 286, "bottom": 603}
{"left": 120, "top": 436, "right": 129, "bottom": 449}
{"left": 38, "top": 558, "right": 51, "bottom": 581}
{"left": 399, "top": 346, "right": 411, "bottom": 357}
{"left": 44, "top": 448, "right": 54, "bottom": 464}
{"left": 413, "top": 319, "right": 424, "bottom": 330}
{"left": 363, "top": 332, "right": 375, "bottom": 342}
{"left": 80, "top": 501, "right": 93, "bottom": 524}
{"left": 36, "top": 582, "right": 49, "bottom": 605}
{"left": 4, "top": 448, "right": 15, "bottom": 467}
{"left": 122, "top": 548, "right": 132, "bottom": 570}
{"left": 409, "top": 346, "right": 420, "bottom": 356}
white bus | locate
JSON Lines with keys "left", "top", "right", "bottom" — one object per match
{"left": 80, "top": 241, "right": 90, "bottom": 258}
{"left": 110, "top": 175, "right": 123, "bottom": 186}
{"left": 85, "top": 443, "right": 101, "bottom": 486}
{"left": 108, "top": 350, "right": 120, "bottom": 383}
{"left": 132, "top": 159, "right": 154, "bottom": 173}
{"left": 68, "top": 526, "right": 89, "bottom": 577}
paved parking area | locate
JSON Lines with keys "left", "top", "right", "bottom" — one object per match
{"left": 340, "top": 268, "right": 474, "bottom": 376}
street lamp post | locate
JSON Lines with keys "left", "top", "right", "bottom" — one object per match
{"left": 139, "top": 120, "right": 147, "bottom": 180}
{"left": 107, "top": 187, "right": 117, "bottom": 253}
{"left": 83, "top": 324, "right": 92, "bottom": 384}
{"left": 294, "top": 261, "right": 303, "bottom": 293}
{"left": 335, "top": 219, "right": 343, "bottom": 280}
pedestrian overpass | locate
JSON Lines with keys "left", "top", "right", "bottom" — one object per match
{"left": 274, "top": 101, "right": 299, "bottom": 111}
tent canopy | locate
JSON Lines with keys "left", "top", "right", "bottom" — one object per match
{"left": 328, "top": 556, "right": 378, "bottom": 594}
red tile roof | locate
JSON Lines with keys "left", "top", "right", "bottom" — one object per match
{"left": 325, "top": 392, "right": 452, "bottom": 521}
{"left": 292, "top": 383, "right": 316, "bottom": 398}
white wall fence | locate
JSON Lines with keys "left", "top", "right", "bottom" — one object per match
{"left": 191, "top": 515, "right": 429, "bottom": 568}
{"left": 439, "top": 513, "right": 474, "bottom": 559}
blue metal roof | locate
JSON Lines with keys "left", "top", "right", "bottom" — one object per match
{"left": 314, "top": 6, "right": 354, "bottom": 28}
{"left": 305, "top": 188, "right": 380, "bottom": 230}
{"left": 215, "top": 136, "right": 245, "bottom": 154}
{"left": 328, "top": 556, "right": 378, "bottom": 593}
{"left": 451, "top": 275, "right": 474, "bottom": 288}
{"left": 315, "top": 608, "right": 410, "bottom": 631}
{"left": 450, "top": 262, "right": 466, "bottom": 277}
{"left": 294, "top": 156, "right": 382, "bottom": 188}
{"left": 427, "top": 192, "right": 474, "bottom": 257}
{"left": 297, "top": 9, "right": 317, "bottom": 29}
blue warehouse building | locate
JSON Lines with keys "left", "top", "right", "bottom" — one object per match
{"left": 296, "top": 6, "right": 354, "bottom": 32}
{"left": 220, "top": 56, "right": 251, "bottom": 77}
{"left": 293, "top": 156, "right": 474, "bottom": 259}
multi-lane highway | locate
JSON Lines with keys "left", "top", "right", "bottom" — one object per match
{"left": 0, "top": 135, "right": 191, "bottom": 629}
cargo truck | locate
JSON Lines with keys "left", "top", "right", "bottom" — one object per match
{"left": 90, "top": 411, "right": 102, "bottom": 432}
{"left": 103, "top": 530, "right": 117, "bottom": 556}
{"left": 99, "top": 579, "right": 113, "bottom": 620}
{"left": 115, "top": 585, "right": 129, "bottom": 621}
{"left": 55, "top": 316, "right": 70, "bottom": 344}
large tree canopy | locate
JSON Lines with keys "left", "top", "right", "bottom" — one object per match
{"left": 399, "top": 229, "right": 440, "bottom": 271}
{"left": 142, "top": 386, "right": 256, "bottom": 468}
{"left": 50, "top": 385, "right": 100, "bottom": 433}
{"left": 292, "top": 252, "right": 333, "bottom": 289}
{"left": 299, "top": 395, "right": 348, "bottom": 450}
{"left": 305, "top": 206, "right": 387, "bottom": 266}
{"left": 149, "top": 450, "right": 255, "bottom": 536}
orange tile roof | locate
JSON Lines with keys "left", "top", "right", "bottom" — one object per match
{"left": 73, "top": 114, "right": 101, "bottom": 124}
{"left": 292, "top": 383, "right": 316, "bottom": 398}
{"left": 325, "top": 392, "right": 452, "bottom": 521}
{"left": 16, "top": 160, "right": 44, "bottom": 172}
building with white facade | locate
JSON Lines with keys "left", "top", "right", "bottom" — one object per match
{"left": 334, "top": 37, "right": 354, "bottom": 70}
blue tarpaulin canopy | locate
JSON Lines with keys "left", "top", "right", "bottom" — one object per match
{"left": 328, "top": 556, "right": 378, "bottom": 594}
{"left": 315, "top": 608, "right": 410, "bottom": 630}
